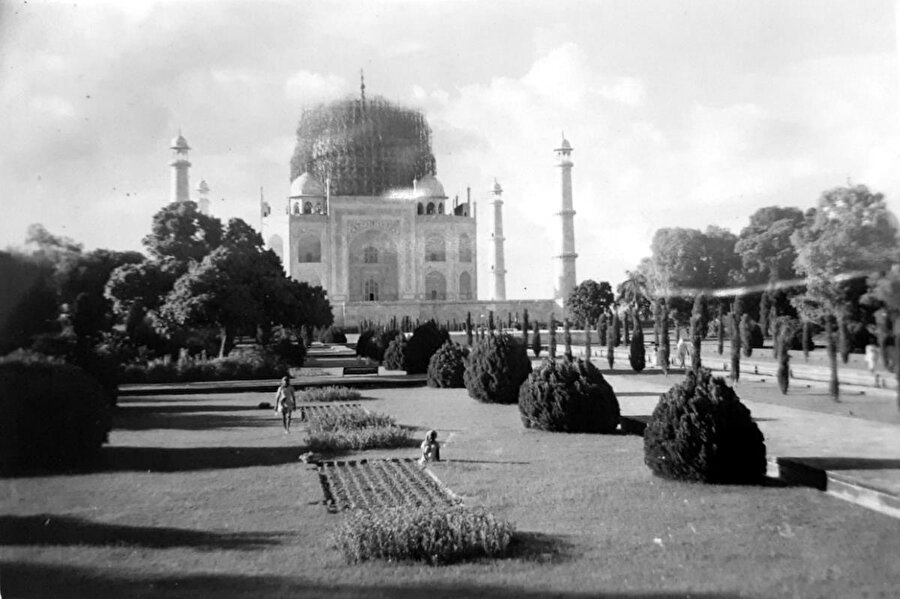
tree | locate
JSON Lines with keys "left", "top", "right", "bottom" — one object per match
{"left": 563, "top": 318, "right": 573, "bottom": 358}
{"left": 565, "top": 280, "right": 614, "bottom": 326}
{"left": 531, "top": 321, "right": 542, "bottom": 358}
{"left": 792, "top": 185, "right": 900, "bottom": 401}
{"left": 759, "top": 293, "right": 771, "bottom": 340}
{"left": 0, "top": 251, "right": 59, "bottom": 354}
{"left": 865, "top": 267, "right": 900, "bottom": 409}
{"left": 658, "top": 298, "right": 670, "bottom": 375}
{"left": 617, "top": 270, "right": 651, "bottom": 319}
{"left": 735, "top": 206, "right": 805, "bottom": 285}
{"left": 548, "top": 314, "right": 557, "bottom": 359}
{"left": 730, "top": 298, "right": 742, "bottom": 382}
{"left": 142, "top": 201, "right": 224, "bottom": 264}
{"left": 629, "top": 311, "right": 645, "bottom": 372}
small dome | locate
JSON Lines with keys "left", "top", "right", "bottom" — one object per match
{"left": 290, "top": 172, "right": 325, "bottom": 197}
{"left": 414, "top": 174, "right": 446, "bottom": 199}
{"left": 197, "top": 180, "right": 210, "bottom": 193}
{"left": 171, "top": 133, "right": 190, "bottom": 150}
{"left": 493, "top": 179, "right": 503, "bottom": 194}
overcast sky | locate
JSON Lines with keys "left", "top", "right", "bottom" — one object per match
{"left": 2, "top": 0, "right": 899, "bottom": 299}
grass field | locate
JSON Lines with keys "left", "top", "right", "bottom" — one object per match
{"left": 3, "top": 378, "right": 900, "bottom": 598}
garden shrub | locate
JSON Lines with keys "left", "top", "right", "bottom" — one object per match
{"left": 643, "top": 368, "right": 766, "bottom": 484}
{"left": 270, "top": 335, "right": 307, "bottom": 367}
{"left": 319, "top": 326, "right": 348, "bottom": 344}
{"left": 383, "top": 334, "right": 407, "bottom": 371}
{"left": 305, "top": 410, "right": 412, "bottom": 451}
{"left": 518, "top": 357, "right": 620, "bottom": 433}
{"left": 0, "top": 352, "right": 111, "bottom": 473}
{"left": 464, "top": 333, "right": 532, "bottom": 404}
{"left": 403, "top": 321, "right": 449, "bottom": 374}
{"left": 299, "top": 386, "right": 361, "bottom": 403}
{"left": 427, "top": 341, "right": 468, "bottom": 388}
{"left": 356, "top": 330, "right": 374, "bottom": 357}
{"left": 118, "top": 351, "right": 288, "bottom": 384}
{"left": 334, "top": 505, "right": 514, "bottom": 565}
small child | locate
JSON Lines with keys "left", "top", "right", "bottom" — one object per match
{"left": 274, "top": 376, "right": 296, "bottom": 433}
{"left": 419, "top": 429, "right": 440, "bottom": 464}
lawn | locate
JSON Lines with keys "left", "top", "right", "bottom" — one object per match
{"left": 3, "top": 381, "right": 900, "bottom": 598}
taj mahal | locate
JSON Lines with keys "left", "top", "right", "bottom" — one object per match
{"left": 168, "top": 80, "right": 579, "bottom": 328}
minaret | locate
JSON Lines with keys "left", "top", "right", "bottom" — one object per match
{"left": 490, "top": 179, "right": 507, "bottom": 301}
{"left": 196, "top": 179, "right": 210, "bottom": 214}
{"left": 555, "top": 134, "right": 578, "bottom": 302}
{"left": 170, "top": 131, "right": 191, "bottom": 204}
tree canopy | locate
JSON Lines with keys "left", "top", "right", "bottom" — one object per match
{"left": 565, "top": 279, "right": 615, "bottom": 325}
{"left": 734, "top": 206, "right": 805, "bottom": 285}
{"left": 142, "top": 201, "right": 224, "bottom": 264}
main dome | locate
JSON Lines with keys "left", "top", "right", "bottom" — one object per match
{"left": 290, "top": 96, "right": 437, "bottom": 197}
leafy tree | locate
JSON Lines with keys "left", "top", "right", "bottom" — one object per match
{"left": 565, "top": 280, "right": 614, "bottom": 326}
{"left": 735, "top": 206, "right": 805, "bottom": 285}
{"left": 142, "top": 201, "right": 223, "bottom": 264}
{"left": 0, "top": 251, "right": 60, "bottom": 354}
{"left": 791, "top": 185, "right": 899, "bottom": 400}
{"left": 865, "top": 267, "right": 900, "bottom": 409}
{"left": 616, "top": 270, "right": 651, "bottom": 319}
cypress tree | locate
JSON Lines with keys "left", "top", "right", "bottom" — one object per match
{"left": 769, "top": 305, "right": 778, "bottom": 339}
{"left": 612, "top": 311, "right": 622, "bottom": 346}
{"left": 802, "top": 318, "right": 810, "bottom": 361}
{"left": 488, "top": 311, "right": 495, "bottom": 333}
{"left": 564, "top": 318, "right": 573, "bottom": 358}
{"left": 624, "top": 310, "right": 631, "bottom": 344}
{"left": 606, "top": 318, "right": 615, "bottom": 369}
{"left": 692, "top": 293, "right": 710, "bottom": 338}
{"left": 658, "top": 298, "right": 670, "bottom": 375}
{"left": 731, "top": 298, "right": 742, "bottom": 383}
{"left": 522, "top": 309, "right": 530, "bottom": 345}
{"left": 549, "top": 314, "right": 557, "bottom": 359}
{"left": 777, "top": 319, "right": 793, "bottom": 395}
{"left": 465, "top": 312, "right": 473, "bottom": 346}
{"left": 629, "top": 311, "right": 646, "bottom": 372}
{"left": 717, "top": 303, "right": 725, "bottom": 355}
{"left": 740, "top": 314, "right": 753, "bottom": 358}
{"left": 584, "top": 319, "right": 592, "bottom": 360}
{"left": 826, "top": 314, "right": 839, "bottom": 400}
{"left": 759, "top": 293, "right": 770, "bottom": 339}
{"left": 876, "top": 309, "right": 891, "bottom": 369}
{"left": 772, "top": 318, "right": 781, "bottom": 359}
{"left": 532, "top": 321, "right": 542, "bottom": 358}
{"left": 653, "top": 299, "right": 660, "bottom": 344}
{"left": 690, "top": 313, "right": 702, "bottom": 372}
{"left": 838, "top": 314, "right": 850, "bottom": 364}
{"left": 599, "top": 313, "right": 608, "bottom": 348}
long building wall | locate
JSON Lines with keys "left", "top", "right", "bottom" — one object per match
{"left": 333, "top": 298, "right": 559, "bottom": 329}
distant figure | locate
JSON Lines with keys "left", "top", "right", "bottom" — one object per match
{"left": 865, "top": 344, "right": 880, "bottom": 373}
{"left": 648, "top": 342, "right": 658, "bottom": 368}
{"left": 274, "top": 376, "right": 296, "bottom": 433}
{"left": 676, "top": 336, "right": 692, "bottom": 369}
{"left": 419, "top": 429, "right": 440, "bottom": 464}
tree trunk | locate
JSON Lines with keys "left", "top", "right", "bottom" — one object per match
{"left": 802, "top": 319, "right": 810, "bottom": 362}
{"left": 826, "top": 315, "right": 839, "bottom": 401}
{"left": 717, "top": 304, "right": 724, "bottom": 355}
{"left": 218, "top": 325, "right": 235, "bottom": 358}
{"left": 894, "top": 325, "right": 900, "bottom": 411}
{"left": 584, "top": 319, "right": 592, "bottom": 360}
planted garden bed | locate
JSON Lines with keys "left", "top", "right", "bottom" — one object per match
{"left": 317, "top": 458, "right": 460, "bottom": 513}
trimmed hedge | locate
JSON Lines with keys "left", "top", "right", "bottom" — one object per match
{"left": 298, "top": 386, "right": 361, "bottom": 402}
{"left": 383, "top": 334, "right": 407, "bottom": 371}
{"left": 643, "top": 368, "right": 766, "bottom": 484}
{"left": 0, "top": 352, "right": 111, "bottom": 473}
{"left": 464, "top": 333, "right": 532, "bottom": 404}
{"left": 403, "top": 321, "right": 449, "bottom": 374}
{"left": 119, "top": 350, "right": 288, "bottom": 384}
{"left": 333, "top": 506, "right": 514, "bottom": 565}
{"left": 426, "top": 341, "right": 468, "bottom": 388}
{"left": 319, "top": 326, "right": 348, "bottom": 344}
{"left": 518, "top": 357, "right": 620, "bottom": 433}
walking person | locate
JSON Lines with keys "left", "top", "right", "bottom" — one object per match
{"left": 274, "top": 376, "right": 296, "bottom": 434}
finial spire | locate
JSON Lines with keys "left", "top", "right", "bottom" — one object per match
{"left": 360, "top": 69, "right": 366, "bottom": 104}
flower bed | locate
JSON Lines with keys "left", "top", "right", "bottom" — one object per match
{"left": 317, "top": 458, "right": 460, "bottom": 512}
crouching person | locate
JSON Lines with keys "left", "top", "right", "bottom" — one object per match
{"left": 419, "top": 429, "right": 440, "bottom": 464}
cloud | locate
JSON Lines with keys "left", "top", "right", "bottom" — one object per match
{"left": 285, "top": 71, "right": 349, "bottom": 104}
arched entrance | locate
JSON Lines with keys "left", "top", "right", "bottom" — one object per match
{"left": 348, "top": 229, "right": 399, "bottom": 302}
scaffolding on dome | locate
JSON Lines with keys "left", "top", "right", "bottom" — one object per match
{"left": 290, "top": 96, "right": 437, "bottom": 197}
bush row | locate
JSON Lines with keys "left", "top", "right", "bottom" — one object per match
{"left": 333, "top": 506, "right": 515, "bottom": 565}
{"left": 119, "top": 351, "right": 289, "bottom": 384}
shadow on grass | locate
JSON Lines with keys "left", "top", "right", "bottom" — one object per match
{"left": 0, "top": 515, "right": 283, "bottom": 550}
{"left": 113, "top": 410, "right": 276, "bottom": 431}
{"left": 96, "top": 445, "right": 309, "bottom": 472}
{"left": 1, "top": 560, "right": 748, "bottom": 599}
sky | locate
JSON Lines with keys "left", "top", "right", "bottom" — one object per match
{"left": 1, "top": 0, "right": 899, "bottom": 300}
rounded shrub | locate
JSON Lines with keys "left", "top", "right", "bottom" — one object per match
{"left": 464, "top": 333, "right": 531, "bottom": 404}
{"left": 383, "top": 334, "right": 407, "bottom": 371}
{"left": 0, "top": 352, "right": 111, "bottom": 473}
{"left": 319, "top": 326, "right": 348, "bottom": 344}
{"left": 427, "top": 341, "right": 468, "bottom": 388}
{"left": 518, "top": 357, "right": 620, "bottom": 433}
{"left": 643, "top": 368, "right": 766, "bottom": 484}
{"left": 403, "top": 321, "right": 449, "bottom": 374}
